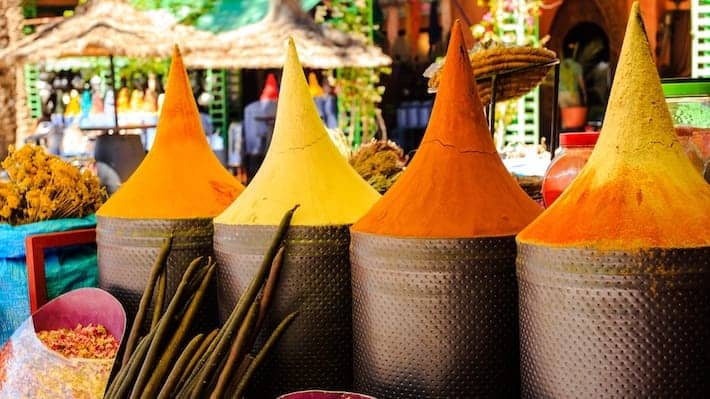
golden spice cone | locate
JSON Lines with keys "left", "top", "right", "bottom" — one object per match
{"left": 215, "top": 39, "right": 378, "bottom": 226}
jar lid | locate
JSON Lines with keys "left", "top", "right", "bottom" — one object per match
{"left": 560, "top": 131, "right": 600, "bottom": 146}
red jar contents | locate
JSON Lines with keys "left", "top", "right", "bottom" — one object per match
{"left": 542, "top": 132, "right": 600, "bottom": 207}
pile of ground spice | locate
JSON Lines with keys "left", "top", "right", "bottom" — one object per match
{"left": 98, "top": 46, "right": 243, "bottom": 219}
{"left": 215, "top": 38, "right": 379, "bottom": 226}
{"left": 36, "top": 323, "right": 118, "bottom": 359}
{"left": 352, "top": 20, "right": 541, "bottom": 238}
{"left": 517, "top": 2, "right": 710, "bottom": 250}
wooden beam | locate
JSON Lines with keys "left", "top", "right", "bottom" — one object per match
{"left": 36, "top": 0, "right": 79, "bottom": 7}
{"left": 22, "top": 16, "right": 64, "bottom": 26}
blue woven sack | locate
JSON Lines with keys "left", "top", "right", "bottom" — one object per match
{"left": 0, "top": 215, "right": 98, "bottom": 344}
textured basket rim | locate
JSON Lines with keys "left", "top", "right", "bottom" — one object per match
{"left": 97, "top": 215, "right": 214, "bottom": 222}
{"left": 350, "top": 230, "right": 517, "bottom": 241}
{"left": 516, "top": 241, "right": 710, "bottom": 253}
{"left": 277, "top": 390, "right": 377, "bottom": 399}
{"left": 214, "top": 221, "right": 353, "bottom": 228}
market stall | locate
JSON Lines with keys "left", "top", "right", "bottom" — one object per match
{"left": 0, "top": 0, "right": 226, "bottom": 181}
{"left": 0, "top": 0, "right": 222, "bottom": 130}
{"left": 0, "top": 2, "right": 707, "bottom": 398}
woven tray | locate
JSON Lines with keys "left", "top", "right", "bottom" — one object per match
{"left": 350, "top": 232, "right": 520, "bottom": 398}
{"left": 515, "top": 174, "right": 543, "bottom": 203}
{"left": 426, "top": 45, "right": 557, "bottom": 105}
{"left": 96, "top": 216, "right": 218, "bottom": 335}
{"left": 518, "top": 244, "right": 710, "bottom": 397}
{"left": 213, "top": 224, "right": 353, "bottom": 398}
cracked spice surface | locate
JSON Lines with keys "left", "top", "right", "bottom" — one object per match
{"left": 517, "top": 2, "right": 710, "bottom": 250}
{"left": 352, "top": 21, "right": 541, "bottom": 238}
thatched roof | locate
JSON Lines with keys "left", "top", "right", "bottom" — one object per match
{"left": 182, "top": 0, "right": 392, "bottom": 69}
{"left": 0, "top": 0, "right": 223, "bottom": 66}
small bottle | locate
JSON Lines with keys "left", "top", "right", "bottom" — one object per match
{"left": 542, "top": 131, "right": 600, "bottom": 207}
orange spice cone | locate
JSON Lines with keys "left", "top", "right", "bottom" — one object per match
{"left": 96, "top": 46, "right": 242, "bottom": 336}
{"left": 518, "top": 5, "right": 709, "bottom": 249}
{"left": 516, "top": 3, "right": 710, "bottom": 396}
{"left": 98, "top": 45, "right": 243, "bottom": 219}
{"left": 308, "top": 72, "right": 324, "bottom": 97}
{"left": 350, "top": 20, "right": 538, "bottom": 398}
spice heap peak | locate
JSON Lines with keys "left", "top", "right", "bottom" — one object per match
{"left": 98, "top": 45, "right": 243, "bottom": 219}
{"left": 518, "top": 2, "right": 710, "bottom": 249}
{"left": 353, "top": 20, "right": 541, "bottom": 238}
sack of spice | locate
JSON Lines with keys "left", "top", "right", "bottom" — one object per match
{"left": 0, "top": 288, "right": 125, "bottom": 398}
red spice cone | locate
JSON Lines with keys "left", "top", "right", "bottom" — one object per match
{"left": 260, "top": 73, "right": 279, "bottom": 101}
{"left": 353, "top": 20, "right": 541, "bottom": 238}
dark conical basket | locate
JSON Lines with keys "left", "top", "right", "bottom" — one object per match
{"left": 96, "top": 216, "right": 218, "bottom": 334}
{"left": 517, "top": 243, "right": 710, "bottom": 397}
{"left": 214, "top": 223, "right": 353, "bottom": 398}
{"left": 350, "top": 232, "right": 520, "bottom": 398}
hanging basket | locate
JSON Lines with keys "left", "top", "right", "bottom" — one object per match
{"left": 518, "top": 243, "right": 710, "bottom": 397}
{"left": 426, "top": 45, "right": 557, "bottom": 105}
{"left": 350, "top": 232, "right": 520, "bottom": 398}
{"left": 214, "top": 223, "right": 353, "bottom": 398}
{"left": 96, "top": 216, "right": 218, "bottom": 335}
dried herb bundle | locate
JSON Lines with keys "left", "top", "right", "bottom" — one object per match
{"left": 0, "top": 144, "right": 105, "bottom": 225}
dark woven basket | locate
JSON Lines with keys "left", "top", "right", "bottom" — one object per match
{"left": 517, "top": 243, "right": 710, "bottom": 398}
{"left": 350, "top": 232, "right": 520, "bottom": 398}
{"left": 96, "top": 216, "right": 218, "bottom": 335}
{"left": 213, "top": 223, "right": 353, "bottom": 398}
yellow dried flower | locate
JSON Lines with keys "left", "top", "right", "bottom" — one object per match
{"left": 0, "top": 144, "right": 106, "bottom": 225}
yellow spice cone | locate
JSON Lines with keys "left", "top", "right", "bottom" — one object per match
{"left": 215, "top": 38, "right": 379, "bottom": 226}
{"left": 98, "top": 46, "right": 243, "bottom": 219}
{"left": 518, "top": 2, "right": 710, "bottom": 249}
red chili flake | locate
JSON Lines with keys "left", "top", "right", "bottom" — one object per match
{"left": 36, "top": 323, "right": 119, "bottom": 359}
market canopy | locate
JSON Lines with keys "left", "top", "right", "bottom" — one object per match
{"left": 182, "top": 0, "right": 392, "bottom": 69}
{"left": 193, "top": 0, "right": 322, "bottom": 33}
{"left": 0, "top": 0, "right": 223, "bottom": 66}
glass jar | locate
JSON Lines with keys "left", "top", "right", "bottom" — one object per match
{"left": 542, "top": 132, "right": 600, "bottom": 207}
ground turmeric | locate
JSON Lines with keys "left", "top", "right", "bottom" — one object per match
{"left": 214, "top": 38, "right": 379, "bottom": 226}
{"left": 517, "top": 2, "right": 710, "bottom": 249}
{"left": 352, "top": 20, "right": 541, "bottom": 238}
{"left": 97, "top": 46, "right": 243, "bottom": 219}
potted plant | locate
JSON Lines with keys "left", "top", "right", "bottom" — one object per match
{"left": 558, "top": 42, "right": 588, "bottom": 129}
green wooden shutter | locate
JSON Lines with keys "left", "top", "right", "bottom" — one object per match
{"left": 692, "top": 0, "right": 710, "bottom": 77}
{"left": 22, "top": 0, "right": 42, "bottom": 119}
{"left": 206, "top": 68, "right": 229, "bottom": 142}
{"left": 494, "top": 1, "right": 541, "bottom": 147}
{"left": 24, "top": 64, "right": 42, "bottom": 119}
